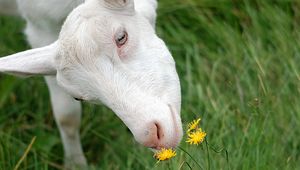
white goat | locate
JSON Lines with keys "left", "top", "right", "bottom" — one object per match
{"left": 0, "top": 0, "right": 183, "bottom": 168}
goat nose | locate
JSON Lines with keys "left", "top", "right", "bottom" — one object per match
{"left": 143, "top": 122, "right": 180, "bottom": 150}
{"left": 142, "top": 122, "right": 164, "bottom": 149}
{"left": 139, "top": 106, "right": 182, "bottom": 149}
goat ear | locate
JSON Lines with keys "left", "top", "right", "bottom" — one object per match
{"left": 103, "top": 0, "right": 135, "bottom": 14}
{"left": 0, "top": 42, "right": 58, "bottom": 77}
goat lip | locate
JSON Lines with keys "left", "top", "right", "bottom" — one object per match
{"left": 149, "top": 146, "right": 163, "bottom": 151}
{"left": 149, "top": 143, "right": 176, "bottom": 150}
{"left": 149, "top": 147, "right": 158, "bottom": 152}
{"left": 150, "top": 146, "right": 158, "bottom": 150}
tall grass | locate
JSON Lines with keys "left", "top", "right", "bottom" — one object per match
{"left": 0, "top": 0, "right": 299, "bottom": 169}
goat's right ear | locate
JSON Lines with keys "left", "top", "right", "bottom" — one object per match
{"left": 0, "top": 42, "right": 58, "bottom": 77}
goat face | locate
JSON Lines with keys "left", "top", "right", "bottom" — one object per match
{"left": 0, "top": 0, "right": 183, "bottom": 149}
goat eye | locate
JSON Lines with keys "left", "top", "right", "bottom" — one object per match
{"left": 115, "top": 30, "right": 128, "bottom": 47}
{"left": 73, "top": 97, "right": 83, "bottom": 101}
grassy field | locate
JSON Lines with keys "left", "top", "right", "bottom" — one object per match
{"left": 0, "top": 0, "right": 300, "bottom": 169}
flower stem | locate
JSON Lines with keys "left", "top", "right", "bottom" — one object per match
{"left": 185, "top": 161, "right": 193, "bottom": 170}
{"left": 178, "top": 146, "right": 203, "bottom": 170}
{"left": 179, "top": 161, "right": 193, "bottom": 170}
{"left": 205, "top": 140, "right": 230, "bottom": 170}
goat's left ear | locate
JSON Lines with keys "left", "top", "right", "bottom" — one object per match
{"left": 0, "top": 42, "right": 58, "bottom": 77}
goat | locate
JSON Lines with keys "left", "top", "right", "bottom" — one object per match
{"left": 0, "top": 0, "right": 183, "bottom": 168}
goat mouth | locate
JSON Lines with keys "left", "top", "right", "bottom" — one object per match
{"left": 149, "top": 146, "right": 164, "bottom": 152}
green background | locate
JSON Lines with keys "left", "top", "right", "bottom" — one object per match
{"left": 0, "top": 0, "right": 299, "bottom": 169}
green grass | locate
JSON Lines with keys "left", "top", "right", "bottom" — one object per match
{"left": 0, "top": 0, "right": 300, "bottom": 169}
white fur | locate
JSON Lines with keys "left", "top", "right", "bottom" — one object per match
{"left": 0, "top": 0, "right": 182, "bottom": 168}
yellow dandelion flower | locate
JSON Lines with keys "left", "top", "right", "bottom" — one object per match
{"left": 186, "top": 128, "right": 206, "bottom": 145}
{"left": 187, "top": 118, "right": 201, "bottom": 132}
{"left": 154, "top": 148, "right": 176, "bottom": 161}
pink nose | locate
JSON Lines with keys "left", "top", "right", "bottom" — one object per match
{"left": 142, "top": 122, "right": 179, "bottom": 150}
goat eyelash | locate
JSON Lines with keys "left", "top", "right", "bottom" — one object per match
{"left": 74, "top": 97, "right": 83, "bottom": 101}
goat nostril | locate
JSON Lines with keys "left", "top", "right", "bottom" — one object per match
{"left": 154, "top": 123, "right": 160, "bottom": 140}
{"left": 154, "top": 122, "right": 163, "bottom": 141}
{"left": 142, "top": 122, "right": 165, "bottom": 149}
